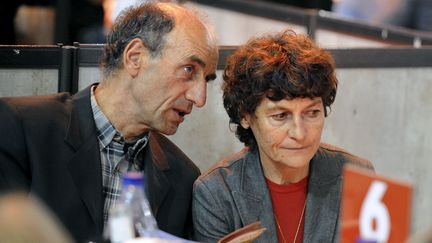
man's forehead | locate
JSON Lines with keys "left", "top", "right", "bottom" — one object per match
{"left": 155, "top": 2, "right": 218, "bottom": 71}
{"left": 155, "top": 2, "right": 184, "bottom": 12}
{"left": 156, "top": 2, "right": 194, "bottom": 22}
{"left": 168, "top": 17, "right": 217, "bottom": 58}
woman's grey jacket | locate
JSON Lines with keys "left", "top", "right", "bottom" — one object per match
{"left": 192, "top": 144, "right": 374, "bottom": 243}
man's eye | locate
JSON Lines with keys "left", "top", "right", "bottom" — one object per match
{"left": 183, "top": 66, "right": 194, "bottom": 74}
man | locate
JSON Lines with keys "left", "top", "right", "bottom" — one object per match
{"left": 0, "top": 2, "right": 218, "bottom": 242}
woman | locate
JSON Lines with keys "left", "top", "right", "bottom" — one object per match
{"left": 192, "top": 31, "right": 374, "bottom": 242}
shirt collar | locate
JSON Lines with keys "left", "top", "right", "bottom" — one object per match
{"left": 90, "top": 85, "right": 149, "bottom": 153}
{"left": 90, "top": 85, "right": 120, "bottom": 150}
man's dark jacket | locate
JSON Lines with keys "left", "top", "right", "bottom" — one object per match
{"left": 0, "top": 86, "right": 200, "bottom": 242}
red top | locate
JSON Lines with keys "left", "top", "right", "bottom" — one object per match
{"left": 266, "top": 177, "right": 308, "bottom": 243}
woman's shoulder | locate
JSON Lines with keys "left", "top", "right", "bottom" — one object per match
{"left": 199, "top": 147, "right": 251, "bottom": 180}
{"left": 317, "top": 143, "right": 374, "bottom": 171}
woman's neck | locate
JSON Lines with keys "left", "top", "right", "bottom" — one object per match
{"left": 262, "top": 159, "right": 309, "bottom": 185}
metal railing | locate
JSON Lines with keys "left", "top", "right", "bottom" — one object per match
{"left": 192, "top": 0, "right": 432, "bottom": 46}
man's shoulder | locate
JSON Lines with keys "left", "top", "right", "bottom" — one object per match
{"left": 317, "top": 143, "right": 374, "bottom": 171}
{"left": 0, "top": 92, "right": 73, "bottom": 114}
{"left": 0, "top": 93, "right": 75, "bottom": 131}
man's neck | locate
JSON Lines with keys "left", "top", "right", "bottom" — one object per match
{"left": 94, "top": 78, "right": 150, "bottom": 140}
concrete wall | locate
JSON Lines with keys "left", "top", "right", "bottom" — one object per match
{"left": 324, "top": 68, "right": 432, "bottom": 234}
{"left": 0, "top": 69, "right": 57, "bottom": 97}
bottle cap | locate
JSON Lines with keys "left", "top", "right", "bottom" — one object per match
{"left": 122, "top": 172, "right": 144, "bottom": 186}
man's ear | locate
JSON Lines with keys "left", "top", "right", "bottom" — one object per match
{"left": 123, "top": 38, "right": 146, "bottom": 77}
{"left": 240, "top": 115, "right": 251, "bottom": 129}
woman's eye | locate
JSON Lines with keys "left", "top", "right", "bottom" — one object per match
{"left": 306, "top": 109, "right": 321, "bottom": 118}
{"left": 271, "top": 113, "right": 287, "bottom": 121}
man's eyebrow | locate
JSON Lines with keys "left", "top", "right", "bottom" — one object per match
{"left": 190, "top": 56, "right": 206, "bottom": 68}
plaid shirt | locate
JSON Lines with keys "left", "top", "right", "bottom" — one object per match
{"left": 90, "top": 85, "right": 148, "bottom": 225}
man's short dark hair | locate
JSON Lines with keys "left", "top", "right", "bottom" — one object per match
{"left": 100, "top": 3, "right": 175, "bottom": 77}
{"left": 222, "top": 30, "right": 338, "bottom": 150}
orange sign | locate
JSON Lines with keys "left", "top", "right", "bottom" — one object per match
{"left": 340, "top": 165, "right": 412, "bottom": 243}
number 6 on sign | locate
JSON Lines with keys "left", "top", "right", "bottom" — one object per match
{"left": 359, "top": 181, "right": 390, "bottom": 243}
{"left": 340, "top": 166, "right": 412, "bottom": 243}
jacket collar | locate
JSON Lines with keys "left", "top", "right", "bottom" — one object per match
{"left": 303, "top": 146, "right": 343, "bottom": 242}
{"left": 64, "top": 85, "right": 104, "bottom": 234}
{"left": 232, "top": 148, "right": 279, "bottom": 242}
{"left": 143, "top": 132, "right": 171, "bottom": 217}
{"left": 65, "top": 85, "right": 96, "bottom": 151}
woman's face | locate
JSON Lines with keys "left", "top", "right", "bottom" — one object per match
{"left": 242, "top": 96, "right": 325, "bottom": 171}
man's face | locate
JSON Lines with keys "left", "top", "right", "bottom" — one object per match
{"left": 243, "top": 97, "right": 324, "bottom": 170}
{"left": 129, "top": 17, "right": 218, "bottom": 135}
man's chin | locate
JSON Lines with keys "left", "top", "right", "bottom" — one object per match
{"left": 159, "top": 125, "right": 179, "bottom": 136}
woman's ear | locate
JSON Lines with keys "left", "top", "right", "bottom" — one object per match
{"left": 123, "top": 38, "right": 146, "bottom": 77}
{"left": 240, "top": 115, "right": 251, "bottom": 129}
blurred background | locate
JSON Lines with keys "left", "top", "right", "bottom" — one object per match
{"left": 1, "top": 0, "right": 430, "bottom": 45}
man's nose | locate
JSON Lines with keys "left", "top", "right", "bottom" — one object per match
{"left": 185, "top": 79, "right": 207, "bottom": 108}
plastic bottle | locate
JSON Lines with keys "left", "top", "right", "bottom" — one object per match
{"left": 108, "top": 172, "right": 158, "bottom": 243}
{"left": 108, "top": 203, "right": 134, "bottom": 243}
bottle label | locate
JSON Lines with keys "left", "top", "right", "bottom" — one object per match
{"left": 109, "top": 215, "right": 134, "bottom": 243}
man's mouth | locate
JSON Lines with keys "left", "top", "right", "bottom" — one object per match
{"left": 173, "top": 108, "right": 189, "bottom": 121}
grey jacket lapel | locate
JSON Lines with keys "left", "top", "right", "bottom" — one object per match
{"left": 232, "top": 150, "right": 278, "bottom": 242}
{"left": 65, "top": 86, "right": 104, "bottom": 233}
{"left": 303, "top": 147, "right": 343, "bottom": 243}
